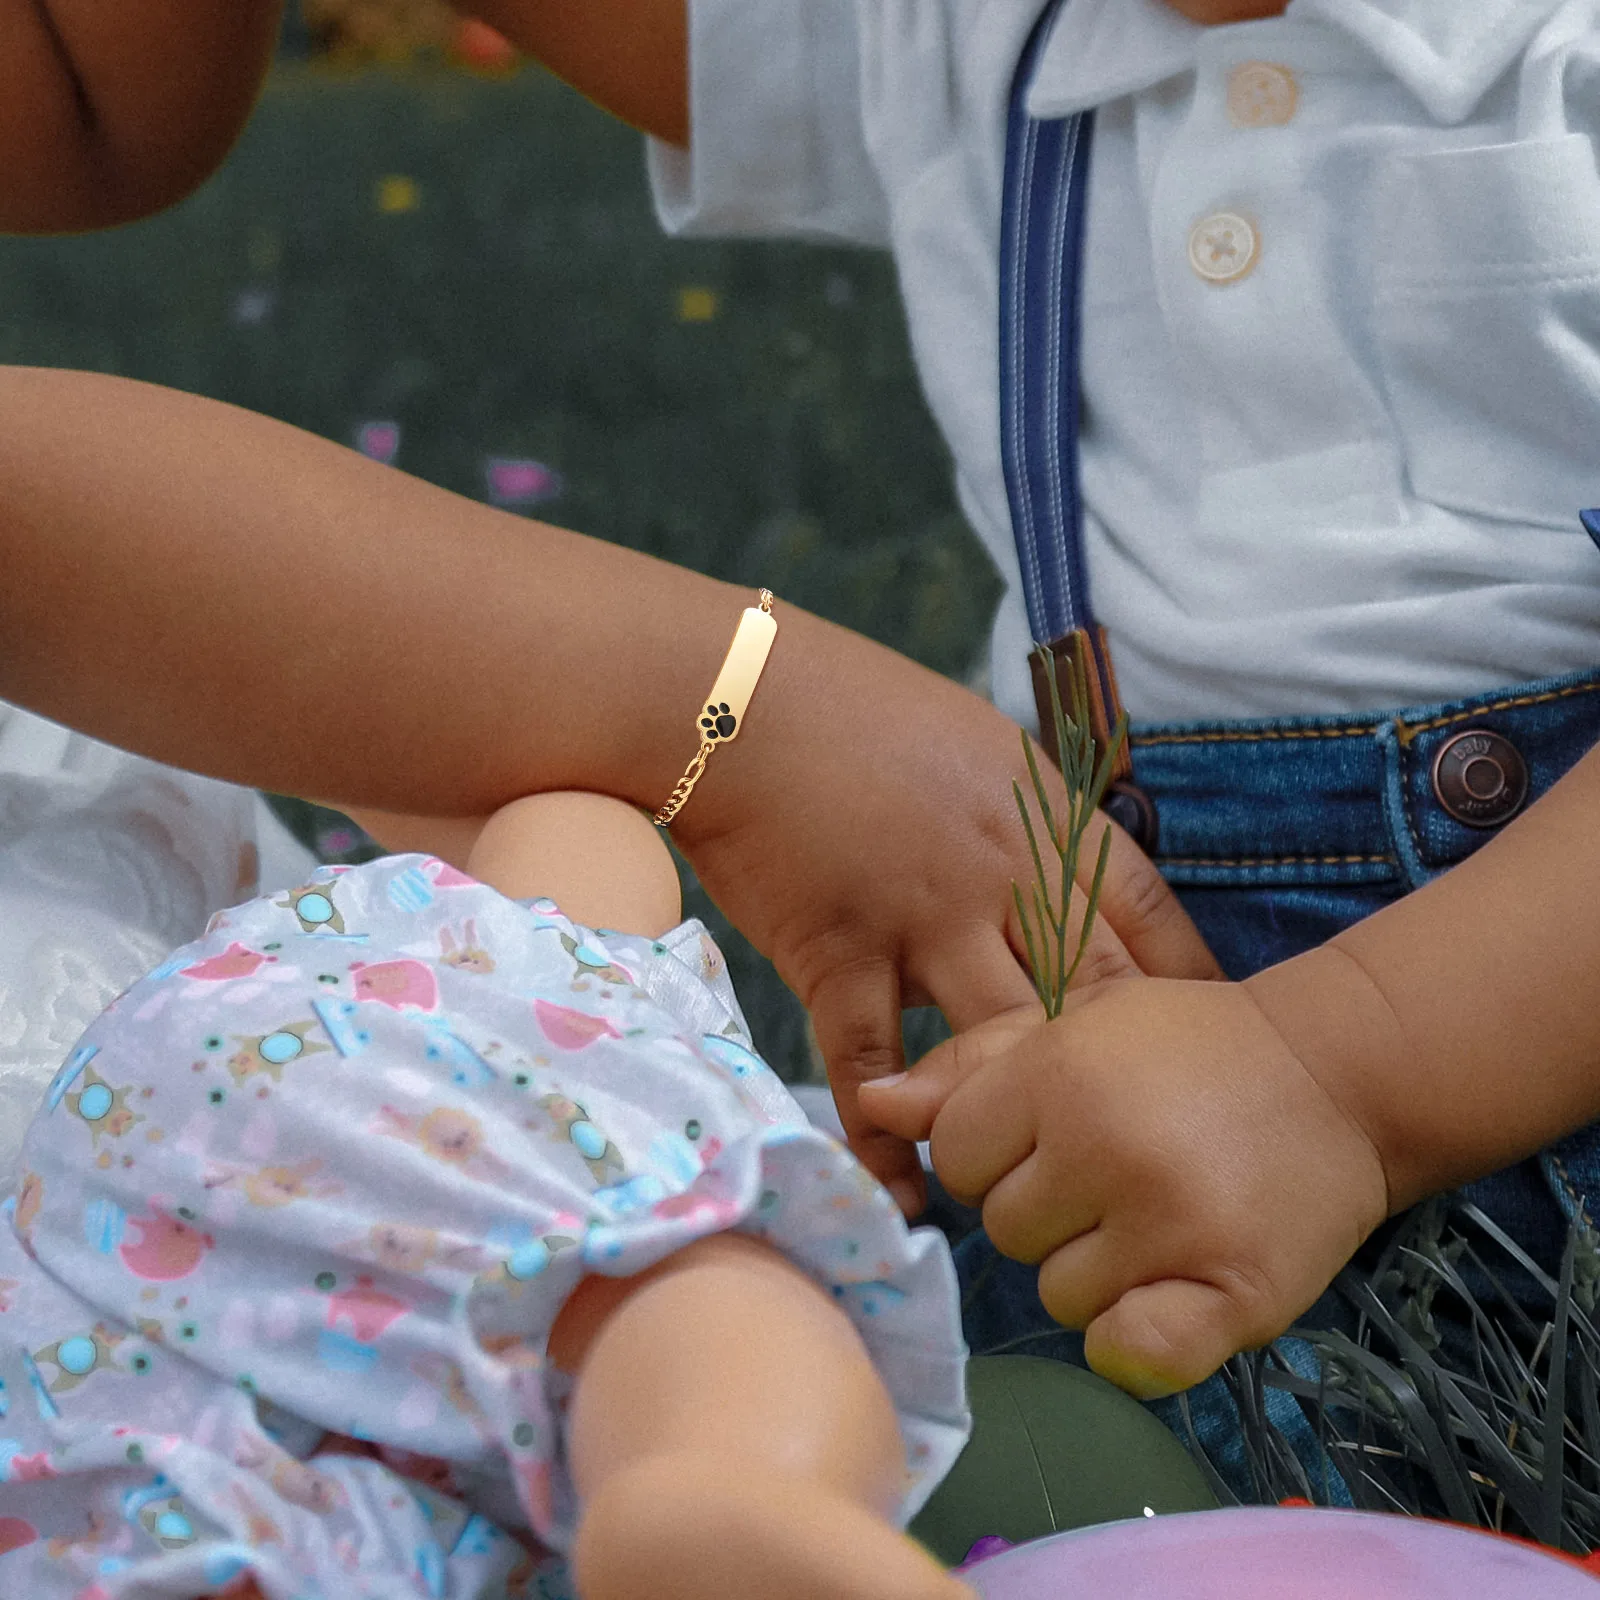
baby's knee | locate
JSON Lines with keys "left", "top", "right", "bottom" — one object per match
{"left": 465, "top": 791, "right": 682, "bottom": 936}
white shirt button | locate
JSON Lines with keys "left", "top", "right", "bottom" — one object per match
{"left": 1226, "top": 61, "right": 1298, "bottom": 128}
{"left": 1188, "top": 212, "right": 1259, "bottom": 284}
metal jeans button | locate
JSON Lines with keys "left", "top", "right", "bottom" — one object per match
{"left": 1430, "top": 728, "right": 1528, "bottom": 828}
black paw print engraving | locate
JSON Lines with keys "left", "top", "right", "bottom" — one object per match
{"left": 701, "top": 702, "right": 738, "bottom": 740}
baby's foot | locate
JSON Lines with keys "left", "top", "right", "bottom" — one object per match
{"left": 572, "top": 1452, "right": 972, "bottom": 1600}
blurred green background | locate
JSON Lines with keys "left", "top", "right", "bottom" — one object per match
{"left": 0, "top": 37, "right": 1001, "bottom": 1081}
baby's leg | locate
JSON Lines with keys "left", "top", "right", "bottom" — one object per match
{"left": 345, "top": 789, "right": 683, "bottom": 939}
{"left": 337, "top": 803, "right": 491, "bottom": 869}
{"left": 464, "top": 790, "right": 682, "bottom": 937}
{"left": 551, "top": 1233, "right": 970, "bottom": 1600}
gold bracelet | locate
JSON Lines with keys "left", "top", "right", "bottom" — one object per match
{"left": 653, "top": 589, "right": 777, "bottom": 828}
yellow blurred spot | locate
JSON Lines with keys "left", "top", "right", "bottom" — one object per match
{"left": 246, "top": 225, "right": 281, "bottom": 274}
{"left": 376, "top": 175, "right": 420, "bottom": 214}
{"left": 676, "top": 286, "right": 719, "bottom": 323}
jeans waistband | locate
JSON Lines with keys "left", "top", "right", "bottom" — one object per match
{"left": 1128, "top": 665, "right": 1600, "bottom": 891}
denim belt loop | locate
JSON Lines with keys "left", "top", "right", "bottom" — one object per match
{"left": 1377, "top": 718, "right": 1439, "bottom": 893}
{"left": 1119, "top": 664, "right": 1600, "bottom": 979}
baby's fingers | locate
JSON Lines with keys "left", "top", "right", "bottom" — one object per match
{"left": 1080, "top": 1279, "right": 1265, "bottom": 1401}
{"left": 857, "top": 1003, "right": 1042, "bottom": 1144}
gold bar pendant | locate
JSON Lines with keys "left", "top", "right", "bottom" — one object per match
{"left": 697, "top": 603, "right": 778, "bottom": 743}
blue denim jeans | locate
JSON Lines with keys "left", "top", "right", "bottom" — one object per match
{"left": 956, "top": 663, "right": 1600, "bottom": 1503}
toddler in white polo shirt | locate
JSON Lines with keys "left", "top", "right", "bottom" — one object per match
{"left": 651, "top": 0, "right": 1600, "bottom": 728}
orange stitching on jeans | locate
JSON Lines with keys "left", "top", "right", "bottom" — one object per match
{"left": 1394, "top": 679, "right": 1600, "bottom": 746}
{"left": 1547, "top": 1153, "right": 1596, "bottom": 1230}
{"left": 1156, "top": 852, "right": 1392, "bottom": 867}
{"left": 1133, "top": 677, "right": 1600, "bottom": 750}
{"left": 1132, "top": 725, "right": 1374, "bottom": 748}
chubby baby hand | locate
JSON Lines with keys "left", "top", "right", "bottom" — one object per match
{"left": 859, "top": 977, "right": 1389, "bottom": 1399}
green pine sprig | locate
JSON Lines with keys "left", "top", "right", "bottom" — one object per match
{"left": 1012, "top": 638, "right": 1128, "bottom": 1018}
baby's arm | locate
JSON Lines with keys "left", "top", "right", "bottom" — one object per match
{"left": 0, "top": 2, "right": 281, "bottom": 231}
{"left": 0, "top": 363, "right": 1218, "bottom": 1219}
{"left": 0, "top": 366, "right": 753, "bottom": 827}
{"left": 866, "top": 740, "right": 1600, "bottom": 1397}
{"left": 1249, "top": 738, "right": 1600, "bottom": 1215}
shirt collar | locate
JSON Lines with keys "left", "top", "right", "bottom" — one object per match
{"left": 1025, "top": 0, "right": 1567, "bottom": 125}
{"left": 1027, "top": 0, "right": 1202, "bottom": 119}
{"left": 1290, "top": 0, "right": 1567, "bottom": 121}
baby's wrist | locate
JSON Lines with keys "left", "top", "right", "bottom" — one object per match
{"left": 655, "top": 595, "right": 827, "bottom": 848}
{"left": 1243, "top": 944, "right": 1422, "bottom": 1216}
{"left": 592, "top": 576, "right": 762, "bottom": 835}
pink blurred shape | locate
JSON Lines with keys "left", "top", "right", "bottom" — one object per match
{"left": 356, "top": 422, "right": 401, "bottom": 464}
{"left": 964, "top": 1507, "right": 1600, "bottom": 1599}
{"left": 484, "top": 457, "right": 562, "bottom": 507}
{"left": 960, "top": 1537, "right": 1016, "bottom": 1569}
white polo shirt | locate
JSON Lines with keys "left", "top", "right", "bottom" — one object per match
{"left": 651, "top": 0, "right": 1600, "bottom": 728}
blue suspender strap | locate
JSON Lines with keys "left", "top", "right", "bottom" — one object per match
{"left": 999, "top": 1, "right": 1093, "bottom": 651}
{"left": 1001, "top": 0, "right": 1149, "bottom": 836}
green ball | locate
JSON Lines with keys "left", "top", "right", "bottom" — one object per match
{"left": 910, "top": 1355, "right": 1219, "bottom": 1568}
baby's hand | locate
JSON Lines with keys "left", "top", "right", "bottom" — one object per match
{"left": 859, "top": 977, "right": 1389, "bottom": 1398}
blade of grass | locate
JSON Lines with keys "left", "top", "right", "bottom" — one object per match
{"left": 1294, "top": 1320, "right": 1480, "bottom": 1524}
{"left": 1013, "top": 773, "right": 1050, "bottom": 898}
{"left": 1540, "top": 1223, "right": 1577, "bottom": 1545}
{"left": 1084, "top": 716, "right": 1129, "bottom": 819}
{"left": 1012, "top": 879, "right": 1048, "bottom": 1012}
{"left": 1020, "top": 719, "right": 1059, "bottom": 849}
{"left": 1064, "top": 826, "right": 1113, "bottom": 991}
{"left": 1014, "top": 642, "right": 1120, "bottom": 1014}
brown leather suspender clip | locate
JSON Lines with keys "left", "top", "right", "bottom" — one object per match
{"left": 1029, "top": 626, "right": 1158, "bottom": 854}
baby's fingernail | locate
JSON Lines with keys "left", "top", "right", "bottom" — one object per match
{"left": 887, "top": 1179, "right": 923, "bottom": 1217}
{"left": 864, "top": 1071, "right": 908, "bottom": 1093}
